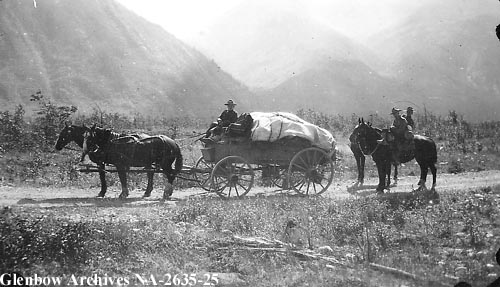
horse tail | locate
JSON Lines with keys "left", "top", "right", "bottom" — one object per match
{"left": 159, "top": 135, "right": 183, "bottom": 175}
{"left": 173, "top": 142, "right": 183, "bottom": 175}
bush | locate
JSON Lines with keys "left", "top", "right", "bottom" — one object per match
{"left": 0, "top": 214, "right": 91, "bottom": 272}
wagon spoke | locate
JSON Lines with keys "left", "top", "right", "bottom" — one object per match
{"left": 214, "top": 177, "right": 229, "bottom": 189}
{"left": 291, "top": 162, "right": 307, "bottom": 171}
{"left": 236, "top": 182, "right": 247, "bottom": 191}
{"left": 296, "top": 178, "right": 306, "bottom": 191}
{"left": 218, "top": 165, "right": 230, "bottom": 175}
{"left": 310, "top": 150, "right": 319, "bottom": 166}
{"left": 289, "top": 147, "right": 334, "bottom": 196}
{"left": 234, "top": 184, "right": 240, "bottom": 197}
{"left": 201, "top": 178, "right": 209, "bottom": 186}
{"left": 312, "top": 181, "right": 317, "bottom": 193}
{"left": 317, "top": 181, "right": 325, "bottom": 190}
{"left": 212, "top": 156, "right": 254, "bottom": 199}
{"left": 298, "top": 154, "right": 308, "bottom": 167}
{"left": 194, "top": 157, "right": 214, "bottom": 191}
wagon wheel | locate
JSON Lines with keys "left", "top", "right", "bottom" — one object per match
{"left": 269, "top": 166, "right": 287, "bottom": 188}
{"left": 287, "top": 147, "right": 334, "bottom": 196}
{"left": 270, "top": 166, "right": 300, "bottom": 190}
{"left": 193, "top": 156, "right": 214, "bottom": 191}
{"left": 210, "top": 156, "right": 254, "bottom": 199}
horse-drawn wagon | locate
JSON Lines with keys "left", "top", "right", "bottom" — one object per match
{"left": 61, "top": 112, "right": 338, "bottom": 199}
{"left": 191, "top": 112, "right": 338, "bottom": 199}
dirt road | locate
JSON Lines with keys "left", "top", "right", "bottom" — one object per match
{"left": 0, "top": 170, "right": 499, "bottom": 208}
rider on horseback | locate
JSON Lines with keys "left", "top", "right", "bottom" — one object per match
{"left": 378, "top": 107, "right": 414, "bottom": 164}
{"left": 403, "top": 106, "right": 415, "bottom": 130}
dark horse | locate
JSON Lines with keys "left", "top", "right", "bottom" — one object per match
{"left": 54, "top": 123, "right": 149, "bottom": 197}
{"left": 353, "top": 118, "right": 437, "bottom": 192}
{"left": 349, "top": 119, "right": 400, "bottom": 188}
{"left": 83, "top": 125, "right": 183, "bottom": 199}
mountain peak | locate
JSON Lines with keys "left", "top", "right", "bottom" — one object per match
{"left": 0, "top": 0, "right": 251, "bottom": 117}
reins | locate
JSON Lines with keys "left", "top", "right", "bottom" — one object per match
{"left": 357, "top": 139, "right": 381, "bottom": 156}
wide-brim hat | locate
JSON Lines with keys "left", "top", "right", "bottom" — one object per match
{"left": 390, "top": 107, "right": 403, "bottom": 115}
{"left": 224, "top": 99, "right": 236, "bottom": 106}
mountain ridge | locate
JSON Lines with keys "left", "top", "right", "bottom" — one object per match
{"left": 193, "top": 0, "right": 500, "bottom": 121}
{"left": 0, "top": 0, "right": 252, "bottom": 117}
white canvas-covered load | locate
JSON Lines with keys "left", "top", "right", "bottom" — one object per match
{"left": 249, "top": 112, "right": 336, "bottom": 151}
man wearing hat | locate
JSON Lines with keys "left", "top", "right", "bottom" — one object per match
{"left": 377, "top": 107, "right": 409, "bottom": 164}
{"left": 205, "top": 99, "right": 239, "bottom": 138}
{"left": 390, "top": 107, "right": 408, "bottom": 137}
{"left": 218, "top": 99, "right": 238, "bottom": 127}
{"left": 404, "top": 106, "right": 415, "bottom": 130}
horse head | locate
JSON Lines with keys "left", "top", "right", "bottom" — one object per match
{"left": 354, "top": 120, "right": 380, "bottom": 155}
{"left": 55, "top": 123, "right": 89, "bottom": 150}
{"left": 55, "top": 124, "right": 73, "bottom": 150}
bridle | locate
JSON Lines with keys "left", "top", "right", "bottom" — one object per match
{"left": 358, "top": 141, "right": 381, "bottom": 156}
{"left": 356, "top": 127, "right": 382, "bottom": 156}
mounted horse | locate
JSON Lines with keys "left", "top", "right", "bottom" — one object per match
{"left": 349, "top": 119, "right": 400, "bottom": 188}
{"left": 83, "top": 125, "right": 183, "bottom": 199}
{"left": 54, "top": 123, "right": 149, "bottom": 197}
{"left": 353, "top": 118, "right": 437, "bottom": 192}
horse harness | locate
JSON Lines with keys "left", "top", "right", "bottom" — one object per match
{"left": 357, "top": 140, "right": 382, "bottom": 156}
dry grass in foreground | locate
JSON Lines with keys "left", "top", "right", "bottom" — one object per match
{"left": 1, "top": 185, "right": 500, "bottom": 286}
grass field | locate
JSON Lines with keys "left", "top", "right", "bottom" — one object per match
{"left": 1, "top": 109, "right": 500, "bottom": 286}
{"left": 1, "top": 183, "right": 500, "bottom": 286}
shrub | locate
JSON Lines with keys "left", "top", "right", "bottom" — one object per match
{"left": 0, "top": 214, "right": 91, "bottom": 272}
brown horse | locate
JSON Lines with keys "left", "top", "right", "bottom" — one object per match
{"left": 83, "top": 125, "right": 183, "bottom": 199}
{"left": 55, "top": 123, "right": 149, "bottom": 197}
{"left": 349, "top": 119, "right": 400, "bottom": 189}
{"left": 354, "top": 118, "right": 437, "bottom": 192}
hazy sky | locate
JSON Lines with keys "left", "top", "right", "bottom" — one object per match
{"left": 116, "top": 0, "right": 426, "bottom": 43}
{"left": 117, "top": 0, "right": 243, "bottom": 40}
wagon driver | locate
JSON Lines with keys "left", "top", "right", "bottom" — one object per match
{"left": 205, "top": 99, "right": 238, "bottom": 137}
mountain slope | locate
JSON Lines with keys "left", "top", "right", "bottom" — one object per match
{"left": 369, "top": 0, "right": 500, "bottom": 120}
{"left": 256, "top": 59, "right": 402, "bottom": 115}
{"left": 192, "top": 0, "right": 500, "bottom": 120}
{"left": 195, "top": 0, "right": 377, "bottom": 90}
{"left": 0, "top": 0, "right": 252, "bottom": 117}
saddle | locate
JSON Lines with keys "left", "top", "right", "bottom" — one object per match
{"left": 381, "top": 128, "right": 415, "bottom": 163}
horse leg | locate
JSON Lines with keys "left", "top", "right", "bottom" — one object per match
{"left": 393, "top": 164, "right": 398, "bottom": 185}
{"left": 118, "top": 168, "right": 129, "bottom": 199}
{"left": 143, "top": 165, "right": 154, "bottom": 198}
{"left": 417, "top": 163, "right": 429, "bottom": 191}
{"left": 161, "top": 163, "right": 175, "bottom": 200}
{"left": 359, "top": 155, "right": 365, "bottom": 186}
{"left": 352, "top": 153, "right": 365, "bottom": 188}
{"left": 97, "top": 163, "right": 107, "bottom": 197}
{"left": 375, "top": 162, "right": 387, "bottom": 193}
{"left": 351, "top": 144, "right": 365, "bottom": 187}
{"left": 429, "top": 163, "right": 437, "bottom": 191}
{"left": 386, "top": 163, "right": 392, "bottom": 188}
